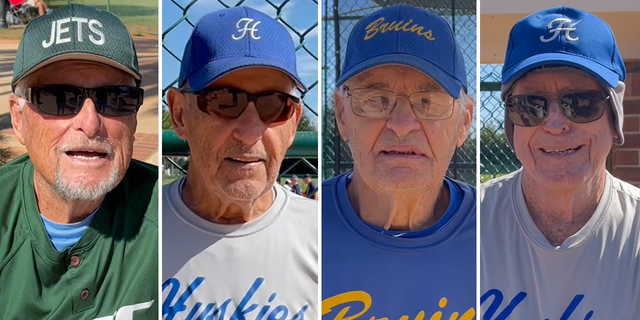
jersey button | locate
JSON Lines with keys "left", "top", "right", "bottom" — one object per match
{"left": 70, "top": 256, "right": 80, "bottom": 267}
{"left": 80, "top": 289, "right": 90, "bottom": 300}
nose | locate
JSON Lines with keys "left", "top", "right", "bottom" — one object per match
{"left": 71, "top": 98, "right": 103, "bottom": 138}
{"left": 385, "top": 96, "right": 421, "bottom": 137}
{"left": 541, "top": 100, "right": 570, "bottom": 135}
{"left": 232, "top": 102, "right": 267, "bottom": 145}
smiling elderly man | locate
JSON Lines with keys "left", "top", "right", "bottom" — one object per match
{"left": 321, "top": 5, "right": 476, "bottom": 319}
{"left": 481, "top": 7, "right": 640, "bottom": 319}
{"left": 162, "top": 6, "right": 318, "bottom": 320}
{"left": 0, "top": 5, "right": 158, "bottom": 320}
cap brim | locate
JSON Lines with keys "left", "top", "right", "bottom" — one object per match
{"left": 336, "top": 53, "right": 465, "bottom": 99}
{"left": 184, "top": 56, "right": 307, "bottom": 93}
{"left": 12, "top": 53, "right": 141, "bottom": 90}
{"left": 502, "top": 53, "right": 619, "bottom": 88}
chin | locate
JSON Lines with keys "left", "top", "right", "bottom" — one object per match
{"left": 54, "top": 169, "right": 120, "bottom": 201}
{"left": 529, "top": 167, "right": 592, "bottom": 189}
{"left": 219, "top": 179, "right": 272, "bottom": 201}
{"left": 370, "top": 168, "right": 432, "bottom": 190}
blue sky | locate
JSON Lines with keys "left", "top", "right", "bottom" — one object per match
{"left": 162, "top": 0, "right": 319, "bottom": 124}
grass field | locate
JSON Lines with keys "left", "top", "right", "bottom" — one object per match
{"left": 0, "top": 0, "right": 158, "bottom": 39}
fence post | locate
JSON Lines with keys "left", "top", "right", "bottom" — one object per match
{"left": 0, "top": 0, "right": 7, "bottom": 29}
{"left": 332, "top": 0, "right": 341, "bottom": 177}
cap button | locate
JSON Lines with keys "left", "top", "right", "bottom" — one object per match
{"left": 80, "top": 289, "right": 90, "bottom": 300}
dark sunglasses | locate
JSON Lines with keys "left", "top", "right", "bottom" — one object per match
{"left": 26, "top": 85, "right": 144, "bottom": 117}
{"left": 505, "top": 91, "right": 611, "bottom": 127}
{"left": 181, "top": 87, "right": 301, "bottom": 123}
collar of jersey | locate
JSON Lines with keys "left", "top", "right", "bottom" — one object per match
{"left": 332, "top": 173, "right": 474, "bottom": 251}
{"left": 166, "top": 177, "right": 287, "bottom": 237}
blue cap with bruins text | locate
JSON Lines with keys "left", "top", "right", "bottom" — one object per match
{"left": 12, "top": 4, "right": 141, "bottom": 90}
{"left": 337, "top": 5, "right": 467, "bottom": 99}
{"left": 179, "top": 6, "right": 306, "bottom": 93}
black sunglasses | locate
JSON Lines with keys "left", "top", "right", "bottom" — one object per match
{"left": 26, "top": 85, "right": 144, "bottom": 117}
{"left": 505, "top": 91, "right": 611, "bottom": 127}
{"left": 181, "top": 87, "right": 301, "bottom": 123}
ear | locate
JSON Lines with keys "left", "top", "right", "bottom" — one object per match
{"left": 167, "top": 88, "right": 188, "bottom": 141}
{"left": 287, "top": 103, "right": 303, "bottom": 148}
{"left": 455, "top": 96, "right": 474, "bottom": 148}
{"left": 8, "top": 95, "right": 27, "bottom": 145}
{"left": 334, "top": 90, "right": 349, "bottom": 142}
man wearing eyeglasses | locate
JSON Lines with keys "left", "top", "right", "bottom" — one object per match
{"left": 322, "top": 5, "right": 476, "bottom": 319}
{"left": 162, "top": 6, "right": 318, "bottom": 320}
{"left": 481, "top": 7, "right": 640, "bottom": 318}
{"left": 0, "top": 4, "right": 158, "bottom": 320}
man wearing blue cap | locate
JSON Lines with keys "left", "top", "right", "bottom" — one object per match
{"left": 322, "top": 5, "right": 476, "bottom": 319}
{"left": 162, "top": 6, "right": 318, "bottom": 320}
{"left": 481, "top": 7, "right": 640, "bottom": 318}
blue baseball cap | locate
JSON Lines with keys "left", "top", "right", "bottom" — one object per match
{"left": 502, "top": 7, "right": 625, "bottom": 88}
{"left": 337, "top": 5, "right": 467, "bottom": 99}
{"left": 179, "top": 6, "right": 306, "bottom": 93}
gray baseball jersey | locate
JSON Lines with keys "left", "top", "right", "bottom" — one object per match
{"left": 162, "top": 178, "right": 318, "bottom": 320}
{"left": 481, "top": 169, "right": 640, "bottom": 319}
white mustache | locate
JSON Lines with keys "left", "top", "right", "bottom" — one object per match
{"left": 57, "top": 138, "right": 114, "bottom": 155}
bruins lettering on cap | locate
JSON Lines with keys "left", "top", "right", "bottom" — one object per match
{"left": 42, "top": 17, "right": 105, "bottom": 48}
{"left": 364, "top": 17, "right": 435, "bottom": 41}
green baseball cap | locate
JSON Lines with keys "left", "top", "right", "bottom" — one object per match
{"left": 11, "top": 4, "right": 141, "bottom": 91}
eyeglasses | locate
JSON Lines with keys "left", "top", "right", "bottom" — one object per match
{"left": 181, "top": 87, "right": 301, "bottom": 124}
{"left": 25, "top": 85, "right": 144, "bottom": 117}
{"left": 505, "top": 91, "right": 611, "bottom": 127}
{"left": 342, "top": 86, "right": 455, "bottom": 120}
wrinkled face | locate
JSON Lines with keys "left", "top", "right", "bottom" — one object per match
{"left": 9, "top": 60, "right": 138, "bottom": 201}
{"left": 170, "top": 67, "right": 301, "bottom": 202}
{"left": 335, "top": 65, "right": 472, "bottom": 190}
{"left": 511, "top": 69, "right": 616, "bottom": 189}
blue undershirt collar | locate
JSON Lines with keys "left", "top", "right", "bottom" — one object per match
{"left": 41, "top": 208, "right": 99, "bottom": 252}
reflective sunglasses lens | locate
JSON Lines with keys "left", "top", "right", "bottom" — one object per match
{"left": 197, "top": 90, "right": 247, "bottom": 119}
{"left": 33, "top": 85, "right": 84, "bottom": 116}
{"left": 97, "top": 86, "right": 142, "bottom": 117}
{"left": 256, "top": 93, "right": 292, "bottom": 123}
{"left": 506, "top": 95, "right": 547, "bottom": 127}
{"left": 560, "top": 91, "right": 607, "bottom": 123}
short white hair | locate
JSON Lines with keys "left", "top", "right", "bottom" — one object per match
{"left": 457, "top": 88, "right": 472, "bottom": 110}
{"left": 14, "top": 75, "right": 30, "bottom": 97}
{"left": 13, "top": 76, "right": 31, "bottom": 111}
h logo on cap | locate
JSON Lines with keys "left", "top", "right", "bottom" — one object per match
{"left": 232, "top": 18, "right": 261, "bottom": 40}
{"left": 540, "top": 18, "right": 581, "bottom": 43}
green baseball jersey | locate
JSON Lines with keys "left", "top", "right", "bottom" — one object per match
{"left": 0, "top": 154, "right": 158, "bottom": 320}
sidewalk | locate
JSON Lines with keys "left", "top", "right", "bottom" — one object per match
{"left": 0, "top": 37, "right": 159, "bottom": 166}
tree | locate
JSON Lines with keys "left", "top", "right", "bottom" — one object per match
{"left": 297, "top": 114, "right": 317, "bottom": 131}
{"left": 162, "top": 110, "right": 173, "bottom": 130}
{"left": 480, "top": 123, "right": 520, "bottom": 176}
{"left": 0, "top": 133, "right": 13, "bottom": 167}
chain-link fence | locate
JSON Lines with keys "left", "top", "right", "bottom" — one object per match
{"left": 161, "top": 0, "right": 319, "bottom": 182}
{"left": 322, "top": 0, "right": 476, "bottom": 184}
{"left": 479, "top": 64, "right": 520, "bottom": 182}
